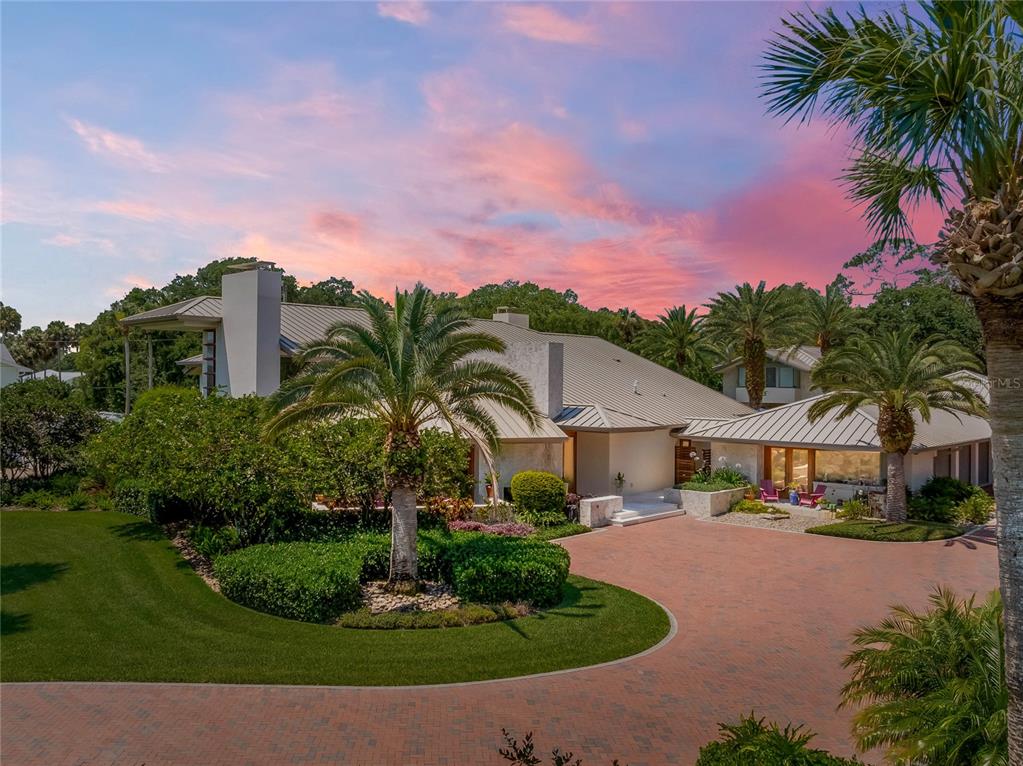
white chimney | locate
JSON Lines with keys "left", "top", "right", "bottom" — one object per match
{"left": 504, "top": 342, "right": 563, "bottom": 418}
{"left": 492, "top": 306, "right": 530, "bottom": 328}
{"left": 221, "top": 261, "right": 281, "bottom": 396}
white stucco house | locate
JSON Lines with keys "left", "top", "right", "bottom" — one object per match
{"left": 121, "top": 262, "right": 753, "bottom": 505}
{"left": 0, "top": 342, "right": 31, "bottom": 387}
{"left": 716, "top": 345, "right": 822, "bottom": 408}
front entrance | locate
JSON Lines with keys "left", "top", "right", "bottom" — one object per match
{"left": 675, "top": 439, "right": 695, "bottom": 484}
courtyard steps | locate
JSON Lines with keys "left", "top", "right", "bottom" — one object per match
{"left": 609, "top": 491, "right": 686, "bottom": 526}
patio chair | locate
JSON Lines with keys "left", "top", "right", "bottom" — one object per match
{"left": 759, "top": 480, "right": 780, "bottom": 502}
{"left": 799, "top": 484, "right": 826, "bottom": 507}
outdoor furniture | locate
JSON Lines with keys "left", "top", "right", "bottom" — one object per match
{"left": 759, "top": 480, "right": 780, "bottom": 502}
{"left": 799, "top": 484, "right": 826, "bottom": 507}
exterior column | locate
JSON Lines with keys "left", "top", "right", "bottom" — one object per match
{"left": 123, "top": 333, "right": 132, "bottom": 415}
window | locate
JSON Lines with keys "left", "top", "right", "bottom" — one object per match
{"left": 933, "top": 449, "right": 952, "bottom": 478}
{"left": 978, "top": 441, "right": 991, "bottom": 485}
{"left": 792, "top": 449, "right": 810, "bottom": 487}
{"left": 765, "top": 366, "right": 777, "bottom": 387}
{"left": 740, "top": 364, "right": 799, "bottom": 389}
{"left": 738, "top": 366, "right": 746, "bottom": 387}
{"left": 814, "top": 450, "right": 882, "bottom": 485}
{"left": 201, "top": 330, "right": 216, "bottom": 397}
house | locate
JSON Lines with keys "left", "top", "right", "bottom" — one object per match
{"left": 22, "top": 369, "right": 84, "bottom": 382}
{"left": 716, "top": 345, "right": 821, "bottom": 408}
{"left": 121, "top": 262, "right": 753, "bottom": 504}
{"left": 680, "top": 375, "right": 992, "bottom": 501}
{"left": 0, "top": 342, "right": 31, "bottom": 387}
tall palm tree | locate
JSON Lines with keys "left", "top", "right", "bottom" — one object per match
{"left": 809, "top": 328, "right": 986, "bottom": 522}
{"left": 702, "top": 281, "right": 805, "bottom": 409}
{"left": 266, "top": 285, "right": 538, "bottom": 592}
{"left": 634, "top": 305, "right": 713, "bottom": 375}
{"left": 807, "top": 283, "right": 857, "bottom": 355}
{"left": 761, "top": 3, "right": 1022, "bottom": 752}
{"left": 841, "top": 588, "right": 1007, "bottom": 766}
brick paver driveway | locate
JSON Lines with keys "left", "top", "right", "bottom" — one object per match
{"left": 1, "top": 517, "right": 997, "bottom": 766}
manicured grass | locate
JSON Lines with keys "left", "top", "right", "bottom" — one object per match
{"left": 531, "top": 522, "right": 591, "bottom": 541}
{"left": 805, "top": 518, "right": 963, "bottom": 542}
{"left": 0, "top": 511, "right": 667, "bottom": 685}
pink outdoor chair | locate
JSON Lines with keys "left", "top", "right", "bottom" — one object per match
{"left": 759, "top": 480, "right": 780, "bottom": 502}
{"left": 799, "top": 484, "right": 826, "bottom": 507}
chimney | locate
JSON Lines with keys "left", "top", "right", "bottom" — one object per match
{"left": 492, "top": 306, "right": 529, "bottom": 328}
{"left": 504, "top": 342, "right": 563, "bottom": 418}
{"left": 221, "top": 261, "right": 281, "bottom": 396}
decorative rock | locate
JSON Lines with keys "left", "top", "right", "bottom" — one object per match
{"left": 361, "top": 581, "right": 460, "bottom": 614}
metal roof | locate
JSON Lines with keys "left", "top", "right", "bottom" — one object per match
{"left": 0, "top": 342, "right": 31, "bottom": 373}
{"left": 554, "top": 404, "right": 667, "bottom": 431}
{"left": 684, "top": 377, "right": 990, "bottom": 452}
{"left": 128, "top": 297, "right": 753, "bottom": 431}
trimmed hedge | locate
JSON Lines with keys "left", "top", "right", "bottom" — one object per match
{"left": 449, "top": 535, "right": 570, "bottom": 608}
{"left": 510, "top": 470, "right": 567, "bottom": 526}
{"left": 214, "top": 543, "right": 363, "bottom": 623}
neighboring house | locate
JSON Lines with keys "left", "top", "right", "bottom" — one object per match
{"left": 680, "top": 373, "right": 992, "bottom": 501}
{"left": 717, "top": 345, "right": 821, "bottom": 408}
{"left": 0, "top": 341, "right": 31, "bottom": 387}
{"left": 22, "top": 369, "right": 84, "bottom": 382}
{"left": 121, "top": 262, "right": 752, "bottom": 503}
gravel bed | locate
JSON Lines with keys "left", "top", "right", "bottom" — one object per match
{"left": 709, "top": 512, "right": 826, "bottom": 533}
{"left": 361, "top": 580, "right": 460, "bottom": 614}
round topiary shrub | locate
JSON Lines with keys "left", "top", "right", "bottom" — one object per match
{"left": 214, "top": 542, "right": 363, "bottom": 623}
{"left": 510, "top": 470, "right": 567, "bottom": 526}
{"left": 449, "top": 535, "right": 570, "bottom": 608}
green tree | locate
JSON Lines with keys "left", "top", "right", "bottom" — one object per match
{"left": 0, "top": 303, "right": 22, "bottom": 337}
{"left": 7, "top": 326, "right": 50, "bottom": 369}
{"left": 634, "top": 305, "right": 716, "bottom": 382}
{"left": 843, "top": 239, "right": 936, "bottom": 296}
{"left": 702, "top": 281, "right": 805, "bottom": 409}
{"left": 266, "top": 285, "right": 538, "bottom": 591}
{"left": 295, "top": 277, "right": 356, "bottom": 306}
{"left": 807, "top": 283, "right": 858, "bottom": 355}
{"left": 762, "top": 4, "right": 1022, "bottom": 745}
{"left": 809, "top": 328, "right": 986, "bottom": 521}
{"left": 842, "top": 588, "right": 1007, "bottom": 766}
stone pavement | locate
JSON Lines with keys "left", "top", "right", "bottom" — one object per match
{"left": 1, "top": 517, "right": 998, "bottom": 766}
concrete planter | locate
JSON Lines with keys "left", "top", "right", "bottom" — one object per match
{"left": 664, "top": 487, "right": 684, "bottom": 506}
{"left": 578, "top": 495, "right": 623, "bottom": 528}
{"left": 681, "top": 487, "right": 748, "bottom": 519}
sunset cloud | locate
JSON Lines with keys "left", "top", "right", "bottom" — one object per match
{"left": 499, "top": 5, "right": 599, "bottom": 45}
{"left": 68, "top": 118, "right": 171, "bottom": 173}
{"left": 377, "top": 1, "right": 430, "bottom": 26}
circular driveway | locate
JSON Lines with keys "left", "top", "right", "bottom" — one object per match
{"left": 1, "top": 516, "right": 998, "bottom": 766}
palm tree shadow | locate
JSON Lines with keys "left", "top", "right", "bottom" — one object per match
{"left": 501, "top": 582, "right": 603, "bottom": 638}
{"left": 1, "top": 562, "right": 69, "bottom": 596}
{"left": 111, "top": 521, "right": 166, "bottom": 542}
{"left": 1, "top": 610, "right": 30, "bottom": 635}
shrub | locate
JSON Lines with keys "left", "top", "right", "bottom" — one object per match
{"left": 909, "top": 476, "right": 976, "bottom": 523}
{"left": 449, "top": 535, "right": 570, "bottom": 607}
{"left": 696, "top": 714, "right": 860, "bottom": 765}
{"left": 346, "top": 531, "right": 454, "bottom": 582}
{"left": 113, "top": 478, "right": 172, "bottom": 522}
{"left": 954, "top": 489, "right": 994, "bottom": 525}
{"left": 836, "top": 499, "right": 870, "bottom": 520}
{"left": 338, "top": 603, "right": 526, "bottom": 630}
{"left": 730, "top": 499, "right": 777, "bottom": 515}
{"left": 188, "top": 524, "right": 242, "bottom": 559}
{"left": 214, "top": 542, "right": 363, "bottom": 623}
{"left": 426, "top": 496, "right": 476, "bottom": 522}
{"left": 448, "top": 520, "right": 535, "bottom": 537}
{"left": 529, "top": 522, "right": 590, "bottom": 541}
{"left": 64, "top": 492, "right": 90, "bottom": 512}
{"left": 709, "top": 467, "right": 748, "bottom": 487}
{"left": 510, "top": 471, "right": 567, "bottom": 526}
{"left": 680, "top": 480, "right": 738, "bottom": 492}
{"left": 15, "top": 489, "right": 57, "bottom": 509}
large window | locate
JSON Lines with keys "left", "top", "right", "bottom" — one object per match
{"left": 739, "top": 365, "right": 800, "bottom": 389}
{"left": 814, "top": 450, "right": 881, "bottom": 485}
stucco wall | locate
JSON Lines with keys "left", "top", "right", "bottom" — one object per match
{"left": 475, "top": 442, "right": 564, "bottom": 502}
{"left": 708, "top": 441, "right": 761, "bottom": 484}
{"left": 609, "top": 429, "right": 676, "bottom": 494}
{"left": 575, "top": 431, "right": 610, "bottom": 496}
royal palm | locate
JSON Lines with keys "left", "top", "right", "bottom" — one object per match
{"left": 762, "top": 3, "right": 1022, "bottom": 750}
{"left": 703, "top": 281, "right": 804, "bottom": 409}
{"left": 807, "top": 283, "right": 857, "bottom": 355}
{"left": 267, "top": 285, "right": 538, "bottom": 592}
{"left": 635, "top": 305, "right": 712, "bottom": 376}
{"left": 809, "top": 328, "right": 986, "bottom": 522}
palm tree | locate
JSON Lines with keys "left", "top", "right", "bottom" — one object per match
{"left": 761, "top": 3, "right": 1023, "bottom": 753}
{"left": 841, "top": 587, "right": 1007, "bottom": 766}
{"left": 807, "top": 283, "right": 857, "bottom": 355}
{"left": 809, "top": 328, "right": 986, "bottom": 522}
{"left": 702, "top": 281, "right": 805, "bottom": 409}
{"left": 634, "top": 305, "right": 713, "bottom": 375}
{"left": 266, "top": 285, "right": 539, "bottom": 592}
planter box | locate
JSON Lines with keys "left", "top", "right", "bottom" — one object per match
{"left": 579, "top": 495, "right": 622, "bottom": 528}
{"left": 681, "top": 487, "right": 748, "bottom": 519}
{"left": 664, "top": 487, "right": 683, "bottom": 506}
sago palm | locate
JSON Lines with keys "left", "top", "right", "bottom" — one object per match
{"left": 761, "top": 2, "right": 1022, "bottom": 752}
{"left": 809, "top": 327, "right": 986, "bottom": 522}
{"left": 634, "top": 305, "right": 713, "bottom": 376}
{"left": 842, "top": 588, "right": 1007, "bottom": 766}
{"left": 702, "top": 281, "right": 805, "bottom": 409}
{"left": 266, "top": 284, "right": 538, "bottom": 591}
{"left": 807, "top": 283, "right": 857, "bottom": 354}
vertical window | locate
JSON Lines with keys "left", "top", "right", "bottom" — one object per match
{"left": 978, "top": 442, "right": 991, "bottom": 485}
{"left": 738, "top": 366, "right": 746, "bottom": 387}
{"left": 766, "top": 366, "right": 777, "bottom": 387}
{"left": 202, "top": 330, "right": 216, "bottom": 397}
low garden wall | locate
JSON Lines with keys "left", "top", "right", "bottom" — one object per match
{"left": 579, "top": 495, "right": 622, "bottom": 528}
{"left": 682, "top": 487, "right": 748, "bottom": 519}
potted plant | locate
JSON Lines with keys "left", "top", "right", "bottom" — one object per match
{"left": 485, "top": 471, "right": 500, "bottom": 501}
{"left": 613, "top": 472, "right": 625, "bottom": 494}
{"left": 786, "top": 482, "right": 801, "bottom": 505}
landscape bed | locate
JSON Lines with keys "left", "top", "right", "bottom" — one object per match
{"left": 805, "top": 519, "right": 963, "bottom": 542}
{"left": 0, "top": 511, "right": 669, "bottom": 685}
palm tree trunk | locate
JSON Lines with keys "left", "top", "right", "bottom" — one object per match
{"left": 975, "top": 293, "right": 1023, "bottom": 763}
{"left": 388, "top": 485, "right": 419, "bottom": 593}
{"left": 744, "top": 339, "right": 766, "bottom": 409}
{"left": 885, "top": 452, "right": 907, "bottom": 523}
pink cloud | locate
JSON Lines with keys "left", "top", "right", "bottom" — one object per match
{"left": 377, "top": 2, "right": 430, "bottom": 26}
{"left": 91, "top": 200, "right": 168, "bottom": 222}
{"left": 310, "top": 209, "right": 363, "bottom": 241}
{"left": 500, "top": 5, "right": 599, "bottom": 46}
{"left": 68, "top": 118, "right": 171, "bottom": 173}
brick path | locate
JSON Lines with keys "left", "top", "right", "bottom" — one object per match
{"left": 1, "top": 517, "right": 998, "bottom": 766}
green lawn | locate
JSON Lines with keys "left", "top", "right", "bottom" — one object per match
{"left": 805, "top": 518, "right": 963, "bottom": 542}
{"left": 0, "top": 511, "right": 668, "bottom": 685}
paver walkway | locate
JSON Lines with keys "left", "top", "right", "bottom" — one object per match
{"left": 1, "top": 517, "right": 998, "bottom": 766}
